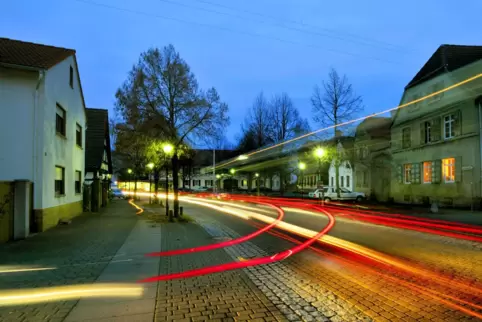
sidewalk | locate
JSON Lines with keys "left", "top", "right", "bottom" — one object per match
{"left": 0, "top": 201, "right": 138, "bottom": 322}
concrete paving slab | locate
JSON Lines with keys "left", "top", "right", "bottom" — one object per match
{"left": 64, "top": 220, "right": 161, "bottom": 321}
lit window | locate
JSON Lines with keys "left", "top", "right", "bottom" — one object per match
{"left": 423, "top": 161, "right": 432, "bottom": 183}
{"left": 404, "top": 164, "right": 412, "bottom": 184}
{"left": 442, "top": 158, "right": 455, "bottom": 183}
{"left": 444, "top": 115, "right": 455, "bottom": 139}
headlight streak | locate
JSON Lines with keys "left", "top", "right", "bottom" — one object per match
{"left": 138, "top": 204, "right": 335, "bottom": 283}
{"left": 145, "top": 201, "right": 284, "bottom": 257}
{"left": 211, "top": 199, "right": 482, "bottom": 297}
{"left": 0, "top": 266, "right": 57, "bottom": 274}
{"left": 0, "top": 284, "right": 144, "bottom": 306}
{"left": 247, "top": 217, "right": 482, "bottom": 320}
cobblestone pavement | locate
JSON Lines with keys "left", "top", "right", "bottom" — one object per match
{"left": 182, "top": 201, "right": 482, "bottom": 321}
{"left": 154, "top": 220, "right": 287, "bottom": 322}
{"left": 0, "top": 201, "right": 138, "bottom": 322}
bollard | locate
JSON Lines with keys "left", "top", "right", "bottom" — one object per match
{"left": 180, "top": 207, "right": 183, "bottom": 216}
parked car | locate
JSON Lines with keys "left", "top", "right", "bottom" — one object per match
{"left": 110, "top": 187, "right": 127, "bottom": 199}
{"left": 192, "top": 186, "right": 209, "bottom": 192}
{"left": 308, "top": 186, "right": 365, "bottom": 202}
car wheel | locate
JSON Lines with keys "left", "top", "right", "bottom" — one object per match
{"left": 356, "top": 196, "right": 363, "bottom": 202}
{"left": 324, "top": 197, "right": 331, "bottom": 202}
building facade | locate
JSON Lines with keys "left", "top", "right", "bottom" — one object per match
{"left": 391, "top": 45, "right": 482, "bottom": 207}
{"left": 0, "top": 38, "right": 86, "bottom": 236}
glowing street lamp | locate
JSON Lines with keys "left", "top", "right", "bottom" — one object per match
{"left": 163, "top": 144, "right": 174, "bottom": 154}
{"left": 127, "top": 168, "right": 132, "bottom": 192}
{"left": 230, "top": 168, "right": 235, "bottom": 175}
{"left": 255, "top": 173, "right": 260, "bottom": 196}
{"left": 229, "top": 169, "right": 236, "bottom": 193}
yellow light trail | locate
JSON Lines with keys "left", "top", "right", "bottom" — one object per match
{"left": 217, "top": 73, "right": 482, "bottom": 168}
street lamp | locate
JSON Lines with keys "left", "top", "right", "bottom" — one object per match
{"left": 230, "top": 169, "right": 235, "bottom": 193}
{"left": 163, "top": 144, "right": 174, "bottom": 218}
{"left": 127, "top": 168, "right": 132, "bottom": 193}
{"left": 255, "top": 173, "right": 260, "bottom": 196}
{"left": 298, "top": 162, "right": 306, "bottom": 199}
{"left": 216, "top": 174, "right": 221, "bottom": 192}
{"left": 313, "top": 147, "right": 325, "bottom": 204}
{"left": 147, "top": 163, "right": 154, "bottom": 204}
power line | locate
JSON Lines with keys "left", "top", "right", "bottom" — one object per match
{"left": 72, "top": 0, "right": 400, "bottom": 64}
{"left": 184, "top": 0, "right": 410, "bottom": 53}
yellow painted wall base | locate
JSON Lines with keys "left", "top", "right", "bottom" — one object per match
{"left": 34, "top": 200, "right": 83, "bottom": 232}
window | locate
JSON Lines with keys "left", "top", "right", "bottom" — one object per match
{"left": 444, "top": 114, "right": 455, "bottom": 139}
{"left": 76, "top": 123, "right": 82, "bottom": 147}
{"left": 346, "top": 176, "right": 350, "bottom": 188}
{"left": 423, "top": 161, "right": 432, "bottom": 183}
{"left": 205, "top": 180, "right": 213, "bottom": 186}
{"left": 184, "top": 180, "right": 189, "bottom": 186}
{"left": 75, "top": 170, "right": 82, "bottom": 193}
{"left": 340, "top": 176, "right": 344, "bottom": 187}
{"left": 442, "top": 158, "right": 455, "bottom": 183}
{"left": 69, "top": 66, "right": 74, "bottom": 88}
{"left": 363, "top": 171, "right": 368, "bottom": 187}
{"left": 331, "top": 177, "right": 334, "bottom": 186}
{"left": 55, "top": 166, "right": 65, "bottom": 195}
{"left": 424, "top": 121, "right": 431, "bottom": 143}
{"left": 193, "top": 180, "right": 201, "bottom": 186}
{"left": 56, "top": 104, "right": 66, "bottom": 136}
{"left": 402, "top": 127, "right": 411, "bottom": 148}
{"left": 404, "top": 164, "right": 412, "bottom": 184}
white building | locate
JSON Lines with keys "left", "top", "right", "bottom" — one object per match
{"left": 0, "top": 37, "right": 86, "bottom": 238}
{"left": 328, "top": 141, "right": 354, "bottom": 190}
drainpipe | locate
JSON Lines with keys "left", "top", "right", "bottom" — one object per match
{"left": 33, "top": 70, "right": 45, "bottom": 204}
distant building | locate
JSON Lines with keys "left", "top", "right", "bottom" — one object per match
{"left": 353, "top": 117, "right": 391, "bottom": 201}
{"left": 0, "top": 37, "right": 86, "bottom": 238}
{"left": 391, "top": 44, "right": 482, "bottom": 207}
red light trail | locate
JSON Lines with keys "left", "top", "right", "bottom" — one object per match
{"left": 138, "top": 208, "right": 335, "bottom": 282}
{"left": 145, "top": 201, "right": 284, "bottom": 257}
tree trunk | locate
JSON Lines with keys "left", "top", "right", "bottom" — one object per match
{"left": 279, "top": 169, "right": 285, "bottom": 196}
{"left": 154, "top": 170, "right": 160, "bottom": 204}
{"left": 172, "top": 153, "right": 180, "bottom": 218}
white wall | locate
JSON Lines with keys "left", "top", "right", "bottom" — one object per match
{"left": 0, "top": 67, "right": 38, "bottom": 181}
{"left": 329, "top": 160, "right": 354, "bottom": 190}
{"left": 40, "top": 56, "right": 86, "bottom": 209}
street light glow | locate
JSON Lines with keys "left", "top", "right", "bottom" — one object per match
{"left": 230, "top": 169, "right": 236, "bottom": 174}
{"left": 298, "top": 162, "right": 306, "bottom": 170}
{"left": 314, "top": 147, "right": 325, "bottom": 158}
{"left": 163, "top": 144, "right": 174, "bottom": 154}
{"left": 147, "top": 163, "right": 154, "bottom": 169}
{"left": 127, "top": 169, "right": 132, "bottom": 174}
{"left": 238, "top": 155, "right": 248, "bottom": 160}
{"left": 255, "top": 173, "right": 259, "bottom": 177}
{"left": 216, "top": 174, "right": 221, "bottom": 179}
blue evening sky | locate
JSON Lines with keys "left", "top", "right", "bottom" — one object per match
{"left": 2, "top": 0, "right": 481, "bottom": 146}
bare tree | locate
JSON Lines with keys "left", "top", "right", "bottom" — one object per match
{"left": 241, "top": 92, "right": 272, "bottom": 149}
{"left": 268, "top": 92, "right": 310, "bottom": 143}
{"left": 116, "top": 45, "right": 229, "bottom": 218}
{"left": 311, "top": 68, "right": 363, "bottom": 197}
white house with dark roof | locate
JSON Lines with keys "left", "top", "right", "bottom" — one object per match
{"left": 0, "top": 37, "right": 87, "bottom": 238}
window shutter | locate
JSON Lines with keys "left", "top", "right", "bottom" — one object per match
{"left": 432, "top": 159, "right": 441, "bottom": 184}
{"left": 411, "top": 163, "right": 420, "bottom": 184}
{"left": 455, "top": 156, "right": 462, "bottom": 182}
{"left": 454, "top": 110, "right": 462, "bottom": 136}
{"left": 397, "top": 165, "right": 402, "bottom": 184}
{"left": 420, "top": 123, "right": 425, "bottom": 144}
{"left": 432, "top": 117, "right": 441, "bottom": 141}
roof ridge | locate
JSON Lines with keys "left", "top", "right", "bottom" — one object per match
{"left": 0, "top": 37, "right": 75, "bottom": 53}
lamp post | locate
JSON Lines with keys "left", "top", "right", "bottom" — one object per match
{"left": 298, "top": 162, "right": 306, "bottom": 199}
{"left": 230, "top": 168, "right": 235, "bottom": 193}
{"left": 147, "top": 163, "right": 154, "bottom": 204}
{"left": 127, "top": 169, "right": 132, "bottom": 195}
{"left": 314, "top": 147, "right": 325, "bottom": 205}
{"left": 255, "top": 173, "right": 260, "bottom": 196}
{"left": 163, "top": 144, "right": 174, "bottom": 218}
